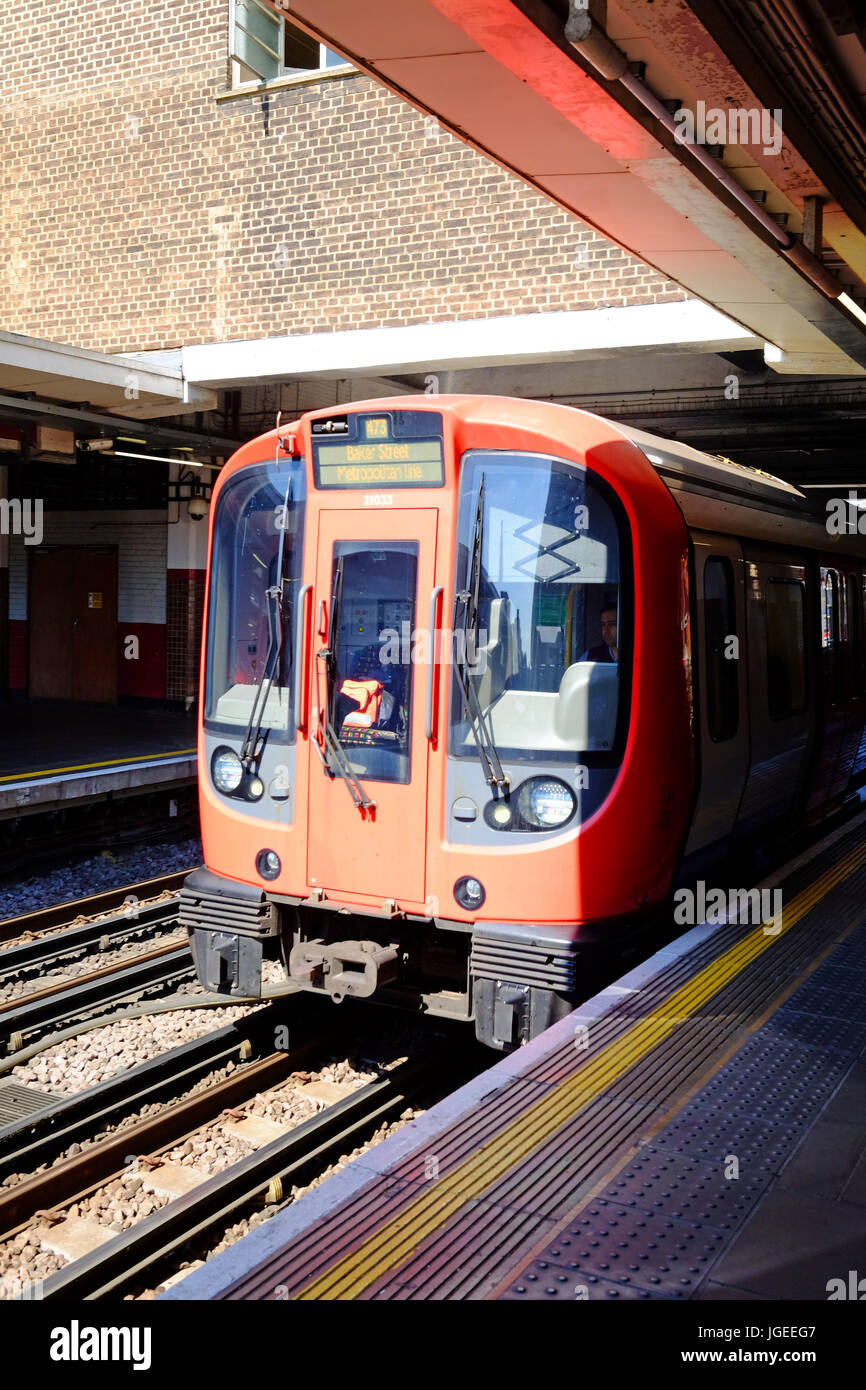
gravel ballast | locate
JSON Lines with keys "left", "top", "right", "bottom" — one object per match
{"left": 0, "top": 837, "right": 202, "bottom": 920}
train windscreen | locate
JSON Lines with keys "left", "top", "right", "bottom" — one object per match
{"left": 326, "top": 541, "right": 419, "bottom": 785}
{"left": 204, "top": 458, "right": 306, "bottom": 738}
{"left": 450, "top": 450, "right": 628, "bottom": 764}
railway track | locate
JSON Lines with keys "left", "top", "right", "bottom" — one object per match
{"left": 38, "top": 1046, "right": 457, "bottom": 1300}
{"left": 0, "top": 1002, "right": 300, "bottom": 1181}
{"left": 0, "top": 999, "right": 325, "bottom": 1238}
{"left": 0, "top": 999, "right": 482, "bottom": 1302}
{"left": 0, "top": 897, "right": 181, "bottom": 982}
{"left": 0, "top": 869, "right": 190, "bottom": 948}
{"left": 0, "top": 875, "right": 487, "bottom": 1302}
{"left": 0, "top": 872, "right": 196, "bottom": 1055}
{"left": 0, "top": 943, "right": 195, "bottom": 1056}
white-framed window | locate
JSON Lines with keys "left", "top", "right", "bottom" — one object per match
{"left": 229, "top": 0, "right": 352, "bottom": 87}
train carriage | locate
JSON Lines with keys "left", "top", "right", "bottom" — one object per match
{"left": 181, "top": 396, "right": 866, "bottom": 1048}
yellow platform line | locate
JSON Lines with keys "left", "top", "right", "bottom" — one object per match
{"left": 297, "top": 835, "right": 866, "bottom": 1299}
{"left": 0, "top": 749, "right": 197, "bottom": 783}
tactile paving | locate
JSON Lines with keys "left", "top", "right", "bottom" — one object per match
{"left": 649, "top": 1011, "right": 866, "bottom": 1170}
{"left": 774, "top": 965, "right": 866, "bottom": 1025}
{"left": 499, "top": 919, "right": 866, "bottom": 1298}
{"left": 191, "top": 825, "right": 866, "bottom": 1303}
{"left": 501, "top": 1202, "right": 727, "bottom": 1299}
{"left": 598, "top": 1149, "right": 770, "bottom": 1230}
{"left": 687, "top": 1012, "right": 864, "bottom": 1113}
{"left": 501, "top": 1263, "right": 671, "bottom": 1300}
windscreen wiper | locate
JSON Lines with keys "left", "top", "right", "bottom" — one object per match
{"left": 240, "top": 476, "right": 292, "bottom": 769}
{"left": 315, "top": 556, "right": 376, "bottom": 811}
{"left": 455, "top": 476, "right": 510, "bottom": 791}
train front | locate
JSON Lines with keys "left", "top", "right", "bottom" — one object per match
{"left": 182, "top": 397, "right": 693, "bottom": 1048}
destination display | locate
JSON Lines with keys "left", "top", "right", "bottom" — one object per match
{"left": 313, "top": 414, "right": 445, "bottom": 488}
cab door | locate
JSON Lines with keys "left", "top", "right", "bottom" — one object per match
{"left": 306, "top": 508, "right": 438, "bottom": 908}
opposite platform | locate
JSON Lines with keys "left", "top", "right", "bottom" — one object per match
{"left": 0, "top": 701, "right": 196, "bottom": 817}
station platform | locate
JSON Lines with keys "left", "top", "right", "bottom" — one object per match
{"left": 166, "top": 812, "right": 866, "bottom": 1302}
{"left": 0, "top": 701, "right": 197, "bottom": 819}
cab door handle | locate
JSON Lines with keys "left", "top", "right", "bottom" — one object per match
{"left": 426, "top": 586, "right": 444, "bottom": 743}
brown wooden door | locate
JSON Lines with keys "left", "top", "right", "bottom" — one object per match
{"left": 29, "top": 548, "right": 118, "bottom": 702}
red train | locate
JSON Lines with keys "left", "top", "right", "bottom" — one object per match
{"left": 181, "top": 396, "right": 866, "bottom": 1048}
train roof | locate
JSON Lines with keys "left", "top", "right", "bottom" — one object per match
{"left": 224, "top": 395, "right": 862, "bottom": 557}
{"left": 612, "top": 417, "right": 865, "bottom": 556}
{"left": 617, "top": 422, "right": 807, "bottom": 510}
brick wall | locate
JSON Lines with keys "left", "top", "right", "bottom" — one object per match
{"left": 0, "top": 1, "right": 686, "bottom": 354}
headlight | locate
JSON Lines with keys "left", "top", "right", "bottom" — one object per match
{"left": 212, "top": 746, "right": 243, "bottom": 794}
{"left": 256, "top": 849, "right": 281, "bottom": 880}
{"left": 515, "top": 778, "right": 575, "bottom": 830}
{"left": 454, "top": 876, "right": 485, "bottom": 910}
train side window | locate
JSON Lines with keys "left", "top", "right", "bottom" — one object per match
{"left": 848, "top": 572, "right": 864, "bottom": 693}
{"left": 704, "top": 557, "right": 738, "bottom": 741}
{"left": 766, "top": 578, "right": 806, "bottom": 720}
{"left": 820, "top": 567, "right": 842, "bottom": 704}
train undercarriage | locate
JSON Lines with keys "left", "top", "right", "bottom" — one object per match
{"left": 181, "top": 866, "right": 580, "bottom": 1049}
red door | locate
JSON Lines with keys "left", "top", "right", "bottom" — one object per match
{"left": 306, "top": 509, "right": 438, "bottom": 908}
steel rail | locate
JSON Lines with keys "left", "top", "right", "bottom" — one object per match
{"left": 0, "top": 900, "right": 181, "bottom": 978}
{"left": 0, "top": 869, "right": 192, "bottom": 947}
{"left": 0, "top": 945, "right": 193, "bottom": 1049}
{"left": 0, "top": 1027, "right": 335, "bottom": 1236}
{"left": 0, "top": 1002, "right": 313, "bottom": 1178}
{"left": 40, "top": 1050, "right": 440, "bottom": 1300}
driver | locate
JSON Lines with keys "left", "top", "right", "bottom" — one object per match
{"left": 581, "top": 607, "right": 619, "bottom": 664}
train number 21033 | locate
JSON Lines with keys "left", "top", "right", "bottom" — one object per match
{"left": 363, "top": 493, "right": 393, "bottom": 506}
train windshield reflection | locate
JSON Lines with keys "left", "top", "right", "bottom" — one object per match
{"left": 204, "top": 460, "right": 306, "bottom": 737}
{"left": 450, "top": 450, "right": 627, "bottom": 762}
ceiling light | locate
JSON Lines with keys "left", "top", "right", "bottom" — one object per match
{"left": 113, "top": 450, "right": 210, "bottom": 467}
{"left": 838, "top": 292, "right": 866, "bottom": 329}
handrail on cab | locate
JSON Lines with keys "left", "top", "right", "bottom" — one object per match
{"left": 426, "top": 585, "right": 444, "bottom": 744}
{"left": 294, "top": 584, "right": 313, "bottom": 733}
